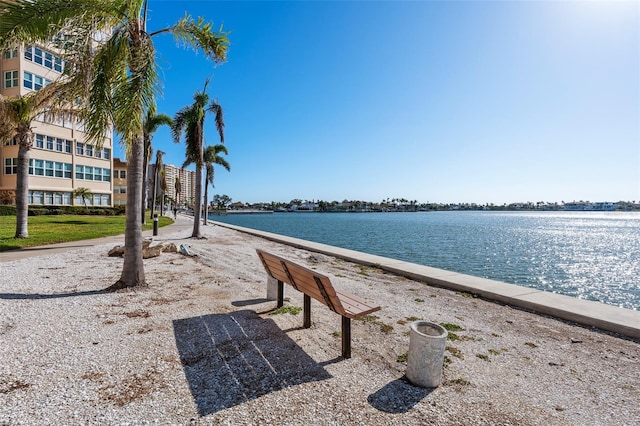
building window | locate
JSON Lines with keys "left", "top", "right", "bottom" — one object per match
{"left": 44, "top": 192, "right": 54, "bottom": 205}
{"left": 75, "top": 194, "right": 87, "bottom": 206}
{"left": 24, "top": 46, "right": 64, "bottom": 73}
{"left": 46, "top": 136, "right": 54, "bottom": 150}
{"left": 31, "top": 191, "right": 43, "bottom": 205}
{"left": 23, "top": 71, "right": 50, "bottom": 91}
{"left": 44, "top": 52, "right": 53, "bottom": 69}
{"left": 76, "top": 142, "right": 84, "bottom": 155}
{"left": 3, "top": 49, "right": 18, "bottom": 59}
{"left": 64, "top": 164, "right": 72, "bottom": 178}
{"left": 56, "top": 138, "right": 63, "bottom": 152}
{"left": 23, "top": 71, "right": 33, "bottom": 89}
{"left": 75, "top": 165, "right": 84, "bottom": 180}
{"left": 34, "top": 47, "right": 43, "bottom": 65}
{"left": 85, "top": 145, "right": 93, "bottom": 157}
{"left": 34, "top": 75, "right": 44, "bottom": 90}
{"left": 55, "top": 162, "right": 63, "bottom": 178}
{"left": 33, "top": 159, "right": 44, "bottom": 176}
{"left": 4, "top": 158, "right": 17, "bottom": 175}
{"left": 120, "top": 170, "right": 126, "bottom": 179}
{"left": 103, "top": 148, "right": 111, "bottom": 159}
{"left": 65, "top": 140, "right": 72, "bottom": 153}
{"left": 4, "top": 70, "right": 18, "bottom": 88}
{"left": 35, "top": 134, "right": 44, "bottom": 149}
{"left": 54, "top": 192, "right": 63, "bottom": 205}
{"left": 103, "top": 168, "right": 111, "bottom": 182}
{"left": 44, "top": 161, "right": 54, "bottom": 177}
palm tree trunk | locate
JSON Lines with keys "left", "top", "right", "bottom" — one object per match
{"left": 141, "top": 152, "right": 148, "bottom": 224}
{"left": 151, "top": 166, "right": 157, "bottom": 220}
{"left": 192, "top": 165, "right": 202, "bottom": 238}
{"left": 108, "top": 137, "right": 146, "bottom": 290}
{"left": 14, "top": 141, "right": 30, "bottom": 238}
{"left": 203, "top": 183, "right": 209, "bottom": 225}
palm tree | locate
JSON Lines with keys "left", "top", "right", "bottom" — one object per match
{"left": 0, "top": 0, "right": 229, "bottom": 290}
{"left": 72, "top": 187, "right": 93, "bottom": 209}
{"left": 142, "top": 110, "right": 172, "bottom": 224}
{"left": 174, "top": 176, "right": 181, "bottom": 213}
{"left": 159, "top": 168, "right": 167, "bottom": 216}
{"left": 0, "top": 84, "right": 79, "bottom": 238}
{"left": 171, "top": 80, "right": 224, "bottom": 238}
{"left": 202, "top": 144, "right": 230, "bottom": 225}
{"left": 150, "top": 150, "right": 164, "bottom": 218}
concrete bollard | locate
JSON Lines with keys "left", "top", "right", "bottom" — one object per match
{"left": 153, "top": 214, "right": 159, "bottom": 236}
{"left": 406, "top": 321, "right": 448, "bottom": 388}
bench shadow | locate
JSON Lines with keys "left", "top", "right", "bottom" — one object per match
{"left": 173, "top": 309, "right": 332, "bottom": 417}
{"left": 231, "top": 298, "right": 271, "bottom": 307}
{"left": 367, "top": 376, "right": 434, "bottom": 413}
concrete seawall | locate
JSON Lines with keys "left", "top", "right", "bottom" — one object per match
{"left": 214, "top": 221, "right": 640, "bottom": 341}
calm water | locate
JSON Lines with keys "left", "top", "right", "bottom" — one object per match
{"left": 212, "top": 211, "right": 640, "bottom": 311}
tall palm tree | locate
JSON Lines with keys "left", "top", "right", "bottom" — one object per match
{"left": 202, "top": 144, "right": 230, "bottom": 225}
{"left": 174, "top": 176, "right": 181, "bottom": 212}
{"left": 142, "top": 110, "right": 172, "bottom": 224}
{"left": 171, "top": 80, "right": 224, "bottom": 238}
{"left": 150, "top": 149, "right": 164, "bottom": 219}
{"left": 0, "top": 0, "right": 229, "bottom": 290}
{"left": 159, "top": 168, "right": 167, "bottom": 216}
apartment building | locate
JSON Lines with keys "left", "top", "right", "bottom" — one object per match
{"left": 113, "top": 158, "right": 127, "bottom": 206}
{"left": 147, "top": 163, "right": 196, "bottom": 210}
{"left": 0, "top": 44, "right": 114, "bottom": 207}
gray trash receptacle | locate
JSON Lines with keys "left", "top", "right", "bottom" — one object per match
{"left": 266, "top": 276, "right": 281, "bottom": 300}
{"left": 406, "top": 321, "right": 448, "bottom": 388}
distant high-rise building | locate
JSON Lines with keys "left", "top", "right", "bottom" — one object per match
{"left": 147, "top": 163, "right": 196, "bottom": 210}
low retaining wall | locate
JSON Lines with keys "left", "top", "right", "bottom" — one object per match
{"left": 213, "top": 221, "right": 640, "bottom": 341}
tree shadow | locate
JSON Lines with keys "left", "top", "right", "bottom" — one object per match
{"left": 367, "top": 376, "right": 434, "bottom": 413}
{"left": 0, "top": 289, "right": 107, "bottom": 300}
{"left": 173, "top": 309, "right": 332, "bottom": 417}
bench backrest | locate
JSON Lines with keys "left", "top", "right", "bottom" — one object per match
{"left": 256, "top": 249, "right": 345, "bottom": 315}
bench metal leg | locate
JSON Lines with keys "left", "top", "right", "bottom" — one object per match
{"left": 303, "top": 294, "right": 311, "bottom": 328}
{"left": 342, "top": 316, "right": 351, "bottom": 359}
{"left": 277, "top": 280, "right": 284, "bottom": 308}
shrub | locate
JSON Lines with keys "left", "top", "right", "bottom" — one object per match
{"left": 0, "top": 205, "right": 16, "bottom": 216}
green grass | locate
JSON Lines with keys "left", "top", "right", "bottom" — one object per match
{"left": 269, "top": 305, "right": 303, "bottom": 316}
{"left": 0, "top": 213, "right": 173, "bottom": 251}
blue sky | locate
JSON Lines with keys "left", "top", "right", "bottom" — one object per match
{"left": 114, "top": 0, "right": 639, "bottom": 205}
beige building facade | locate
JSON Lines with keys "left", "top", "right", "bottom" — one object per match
{"left": 0, "top": 44, "right": 114, "bottom": 207}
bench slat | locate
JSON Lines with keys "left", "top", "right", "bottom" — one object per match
{"left": 336, "top": 290, "right": 381, "bottom": 318}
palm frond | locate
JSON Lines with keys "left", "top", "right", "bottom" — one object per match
{"left": 208, "top": 101, "right": 225, "bottom": 143}
{"left": 157, "top": 14, "right": 229, "bottom": 64}
{"left": 0, "top": 0, "right": 115, "bottom": 49}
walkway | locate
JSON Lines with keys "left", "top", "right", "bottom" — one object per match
{"left": 0, "top": 215, "right": 194, "bottom": 262}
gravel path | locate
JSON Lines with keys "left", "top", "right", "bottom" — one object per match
{"left": 1, "top": 221, "right": 638, "bottom": 425}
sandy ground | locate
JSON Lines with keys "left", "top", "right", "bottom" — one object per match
{"left": 1, "top": 218, "right": 639, "bottom": 425}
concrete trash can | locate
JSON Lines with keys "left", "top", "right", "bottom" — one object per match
{"left": 266, "top": 276, "right": 281, "bottom": 300}
{"left": 406, "top": 321, "right": 448, "bottom": 388}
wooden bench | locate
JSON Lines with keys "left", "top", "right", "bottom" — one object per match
{"left": 256, "top": 249, "right": 381, "bottom": 358}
